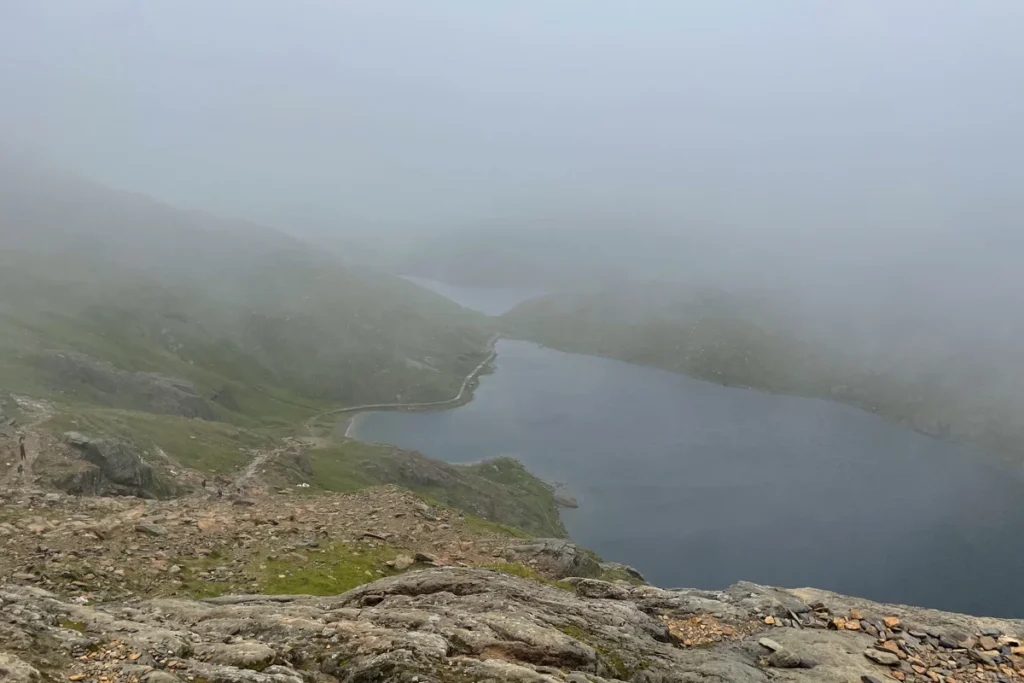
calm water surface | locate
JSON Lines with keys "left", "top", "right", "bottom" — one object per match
{"left": 355, "top": 283, "right": 1024, "bottom": 617}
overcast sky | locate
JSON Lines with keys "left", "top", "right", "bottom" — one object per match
{"left": 2, "top": 1, "right": 1022, "bottom": 270}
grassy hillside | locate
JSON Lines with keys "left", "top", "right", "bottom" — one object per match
{"left": 268, "top": 439, "right": 565, "bottom": 537}
{"left": 502, "top": 286, "right": 1024, "bottom": 465}
{"left": 0, "top": 155, "right": 563, "bottom": 536}
{"left": 0, "top": 154, "right": 493, "bottom": 429}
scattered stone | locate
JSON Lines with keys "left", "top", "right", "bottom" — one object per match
{"left": 758, "top": 637, "right": 784, "bottom": 652}
{"left": 979, "top": 635, "right": 999, "bottom": 651}
{"left": 765, "top": 650, "right": 812, "bottom": 669}
{"left": 142, "top": 672, "right": 181, "bottom": 683}
{"left": 865, "top": 649, "right": 901, "bottom": 666}
{"left": 134, "top": 523, "right": 168, "bottom": 537}
{"left": 392, "top": 554, "right": 415, "bottom": 570}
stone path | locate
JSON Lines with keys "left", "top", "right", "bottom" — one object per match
{"left": 0, "top": 396, "right": 52, "bottom": 487}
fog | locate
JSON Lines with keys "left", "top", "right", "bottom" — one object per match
{"left": 2, "top": 1, "right": 1023, "bottom": 315}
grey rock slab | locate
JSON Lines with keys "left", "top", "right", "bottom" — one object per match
{"left": 2, "top": 568, "right": 1024, "bottom": 683}
{"left": 142, "top": 672, "right": 182, "bottom": 683}
{"left": 504, "top": 538, "right": 601, "bottom": 579}
{"left": 864, "top": 648, "right": 900, "bottom": 666}
{"left": 0, "top": 654, "right": 42, "bottom": 683}
{"left": 198, "top": 642, "right": 276, "bottom": 669}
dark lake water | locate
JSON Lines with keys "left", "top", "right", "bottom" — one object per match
{"left": 357, "top": 282, "right": 1024, "bottom": 617}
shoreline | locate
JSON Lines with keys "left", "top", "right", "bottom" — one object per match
{"left": 306, "top": 336, "right": 498, "bottom": 439}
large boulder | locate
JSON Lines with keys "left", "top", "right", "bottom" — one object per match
{"left": 504, "top": 538, "right": 603, "bottom": 579}
{"left": 60, "top": 432, "right": 179, "bottom": 499}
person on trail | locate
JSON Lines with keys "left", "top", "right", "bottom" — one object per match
{"left": 17, "top": 463, "right": 23, "bottom": 476}
{"left": 217, "top": 487, "right": 223, "bottom": 499}
{"left": 201, "top": 478, "right": 207, "bottom": 489}
{"left": 19, "top": 441, "right": 26, "bottom": 461}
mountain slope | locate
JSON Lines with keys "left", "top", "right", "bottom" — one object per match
{"left": 0, "top": 154, "right": 492, "bottom": 427}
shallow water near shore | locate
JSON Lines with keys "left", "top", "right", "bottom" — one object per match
{"left": 353, "top": 282, "right": 1024, "bottom": 617}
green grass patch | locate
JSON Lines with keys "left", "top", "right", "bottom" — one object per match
{"left": 59, "top": 619, "right": 87, "bottom": 632}
{"left": 261, "top": 541, "right": 401, "bottom": 596}
{"left": 598, "top": 566, "right": 646, "bottom": 586}
{"left": 555, "top": 624, "right": 633, "bottom": 679}
{"left": 462, "top": 514, "right": 531, "bottom": 539}
{"left": 281, "top": 442, "right": 565, "bottom": 537}
{"left": 486, "top": 562, "right": 574, "bottom": 591}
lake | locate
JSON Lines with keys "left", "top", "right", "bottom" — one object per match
{"left": 354, "top": 282, "right": 1024, "bottom": 617}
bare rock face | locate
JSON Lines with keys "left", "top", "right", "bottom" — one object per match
{"left": 59, "top": 432, "right": 180, "bottom": 499}
{"left": 504, "top": 538, "right": 602, "bottom": 579}
{"left": 34, "top": 351, "right": 217, "bottom": 420}
{"left": 0, "top": 653, "right": 42, "bottom": 683}
{"left": 3, "top": 568, "right": 1021, "bottom": 683}
{"left": 553, "top": 493, "right": 579, "bottom": 508}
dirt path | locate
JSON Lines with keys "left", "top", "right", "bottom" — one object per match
{"left": 232, "top": 437, "right": 309, "bottom": 491}
{"left": 1, "top": 396, "right": 54, "bottom": 488}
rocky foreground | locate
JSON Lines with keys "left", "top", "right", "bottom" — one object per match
{"left": 1, "top": 489, "right": 1023, "bottom": 683}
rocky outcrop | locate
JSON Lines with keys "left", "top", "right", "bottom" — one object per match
{"left": 504, "top": 538, "right": 603, "bottom": 579}
{"left": 1, "top": 569, "right": 1021, "bottom": 683}
{"left": 34, "top": 351, "right": 217, "bottom": 420}
{"left": 59, "top": 432, "right": 180, "bottom": 499}
{"left": 0, "top": 487, "right": 1021, "bottom": 682}
{"left": 554, "top": 493, "right": 579, "bottom": 508}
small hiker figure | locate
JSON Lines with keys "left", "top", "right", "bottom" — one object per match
{"left": 217, "top": 487, "right": 223, "bottom": 499}
{"left": 201, "top": 478, "right": 207, "bottom": 489}
{"left": 19, "top": 434, "right": 26, "bottom": 461}
{"left": 17, "top": 463, "right": 24, "bottom": 476}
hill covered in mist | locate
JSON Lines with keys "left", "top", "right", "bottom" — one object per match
{"left": 0, "top": 153, "right": 492, "bottom": 427}
{"left": 502, "top": 284, "right": 1024, "bottom": 465}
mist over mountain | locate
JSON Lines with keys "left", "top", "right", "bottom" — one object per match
{"left": 0, "top": 151, "right": 491, "bottom": 419}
